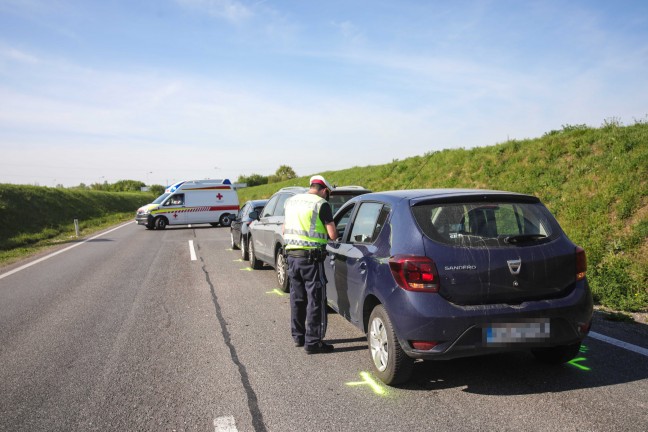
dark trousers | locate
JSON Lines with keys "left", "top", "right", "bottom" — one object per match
{"left": 287, "top": 256, "right": 328, "bottom": 347}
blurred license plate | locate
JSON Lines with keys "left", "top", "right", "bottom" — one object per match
{"left": 485, "top": 320, "right": 550, "bottom": 344}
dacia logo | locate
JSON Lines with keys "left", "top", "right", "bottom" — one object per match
{"left": 507, "top": 259, "right": 522, "bottom": 275}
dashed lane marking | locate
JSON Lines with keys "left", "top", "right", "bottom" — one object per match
{"left": 189, "top": 240, "right": 197, "bottom": 261}
{"left": 214, "top": 416, "right": 238, "bottom": 432}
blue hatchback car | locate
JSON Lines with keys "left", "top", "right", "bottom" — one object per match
{"left": 325, "top": 189, "right": 593, "bottom": 385}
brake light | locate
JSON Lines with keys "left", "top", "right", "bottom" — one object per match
{"left": 389, "top": 255, "right": 440, "bottom": 292}
{"left": 576, "top": 246, "right": 587, "bottom": 281}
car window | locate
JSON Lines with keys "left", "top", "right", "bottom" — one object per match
{"left": 262, "top": 195, "right": 279, "bottom": 218}
{"left": 413, "top": 202, "right": 556, "bottom": 247}
{"left": 274, "top": 193, "right": 293, "bottom": 217}
{"left": 329, "top": 194, "right": 359, "bottom": 214}
{"left": 164, "top": 193, "right": 184, "bottom": 206}
{"left": 349, "top": 202, "right": 387, "bottom": 244}
{"left": 334, "top": 204, "right": 356, "bottom": 240}
{"left": 238, "top": 202, "right": 249, "bottom": 219}
{"left": 253, "top": 205, "right": 265, "bottom": 214}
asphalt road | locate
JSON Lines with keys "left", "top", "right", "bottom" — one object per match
{"left": 1, "top": 222, "right": 646, "bottom": 431}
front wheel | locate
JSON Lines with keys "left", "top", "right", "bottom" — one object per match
{"left": 367, "top": 305, "right": 414, "bottom": 385}
{"left": 219, "top": 213, "right": 232, "bottom": 228}
{"left": 531, "top": 342, "right": 581, "bottom": 364}
{"left": 276, "top": 250, "right": 289, "bottom": 292}
{"left": 154, "top": 217, "right": 167, "bottom": 230}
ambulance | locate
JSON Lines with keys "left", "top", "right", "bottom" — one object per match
{"left": 135, "top": 179, "right": 239, "bottom": 230}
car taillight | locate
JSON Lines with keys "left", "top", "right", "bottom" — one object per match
{"left": 389, "top": 255, "right": 439, "bottom": 292}
{"left": 576, "top": 246, "right": 587, "bottom": 281}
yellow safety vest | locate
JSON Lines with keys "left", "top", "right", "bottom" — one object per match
{"left": 284, "top": 193, "right": 328, "bottom": 250}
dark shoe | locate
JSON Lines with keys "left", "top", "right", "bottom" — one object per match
{"left": 294, "top": 339, "right": 304, "bottom": 347}
{"left": 304, "top": 341, "right": 334, "bottom": 354}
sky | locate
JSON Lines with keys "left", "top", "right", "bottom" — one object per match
{"left": 1, "top": 0, "right": 647, "bottom": 187}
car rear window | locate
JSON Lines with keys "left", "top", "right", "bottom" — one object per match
{"left": 412, "top": 202, "right": 557, "bottom": 247}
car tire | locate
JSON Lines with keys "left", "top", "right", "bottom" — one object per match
{"left": 230, "top": 231, "right": 239, "bottom": 250}
{"left": 531, "top": 342, "right": 581, "bottom": 364}
{"left": 367, "top": 305, "right": 414, "bottom": 385}
{"left": 276, "top": 249, "right": 289, "bottom": 292}
{"left": 248, "top": 236, "right": 263, "bottom": 270}
{"left": 219, "top": 213, "right": 232, "bottom": 228}
{"left": 241, "top": 235, "right": 249, "bottom": 261}
{"left": 154, "top": 217, "right": 167, "bottom": 230}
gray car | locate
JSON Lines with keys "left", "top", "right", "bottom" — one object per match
{"left": 230, "top": 199, "right": 268, "bottom": 260}
{"left": 248, "top": 185, "right": 370, "bottom": 292}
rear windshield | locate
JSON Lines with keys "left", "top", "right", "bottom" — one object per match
{"left": 412, "top": 202, "right": 558, "bottom": 247}
{"left": 329, "top": 194, "right": 357, "bottom": 214}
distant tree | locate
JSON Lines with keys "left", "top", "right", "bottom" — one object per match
{"left": 110, "top": 180, "right": 146, "bottom": 192}
{"left": 149, "top": 184, "right": 166, "bottom": 195}
{"left": 237, "top": 173, "right": 269, "bottom": 187}
{"left": 276, "top": 165, "right": 297, "bottom": 180}
{"left": 268, "top": 165, "right": 297, "bottom": 183}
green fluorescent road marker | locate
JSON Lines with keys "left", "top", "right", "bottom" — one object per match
{"left": 568, "top": 357, "right": 591, "bottom": 371}
{"left": 346, "top": 372, "right": 386, "bottom": 395}
{"left": 240, "top": 267, "right": 254, "bottom": 271}
{"left": 233, "top": 259, "right": 244, "bottom": 262}
{"left": 265, "top": 289, "right": 286, "bottom": 296}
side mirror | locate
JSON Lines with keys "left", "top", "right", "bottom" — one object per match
{"left": 249, "top": 210, "right": 259, "bottom": 221}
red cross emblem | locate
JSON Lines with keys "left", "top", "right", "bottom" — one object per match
{"left": 173, "top": 212, "right": 178, "bottom": 219}
{"left": 216, "top": 193, "right": 223, "bottom": 200}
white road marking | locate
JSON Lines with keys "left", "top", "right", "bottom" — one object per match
{"left": 588, "top": 331, "right": 648, "bottom": 357}
{"left": 214, "top": 416, "right": 237, "bottom": 432}
{"left": 189, "top": 240, "right": 197, "bottom": 261}
{"left": 0, "top": 222, "right": 132, "bottom": 281}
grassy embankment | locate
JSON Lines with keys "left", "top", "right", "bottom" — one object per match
{"left": 0, "top": 186, "right": 155, "bottom": 264}
{"left": 239, "top": 122, "right": 648, "bottom": 312}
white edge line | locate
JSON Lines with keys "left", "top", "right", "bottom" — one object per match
{"left": 214, "top": 416, "right": 237, "bottom": 432}
{"left": 588, "top": 331, "right": 648, "bottom": 357}
{"left": 189, "top": 240, "right": 197, "bottom": 261}
{"left": 0, "top": 221, "right": 132, "bottom": 281}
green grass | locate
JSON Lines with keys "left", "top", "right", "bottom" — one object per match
{"left": 0, "top": 185, "right": 155, "bottom": 263}
{"left": 0, "top": 212, "right": 135, "bottom": 267}
{"left": 238, "top": 121, "right": 648, "bottom": 312}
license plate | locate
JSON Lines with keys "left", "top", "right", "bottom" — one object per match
{"left": 485, "top": 320, "right": 550, "bottom": 344}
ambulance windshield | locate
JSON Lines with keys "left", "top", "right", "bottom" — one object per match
{"left": 152, "top": 193, "right": 170, "bottom": 205}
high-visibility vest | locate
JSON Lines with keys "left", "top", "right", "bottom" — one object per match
{"left": 284, "top": 193, "right": 328, "bottom": 250}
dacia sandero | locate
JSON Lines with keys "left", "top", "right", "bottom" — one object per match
{"left": 325, "top": 189, "right": 592, "bottom": 385}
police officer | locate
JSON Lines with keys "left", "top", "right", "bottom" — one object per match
{"left": 283, "top": 175, "right": 338, "bottom": 354}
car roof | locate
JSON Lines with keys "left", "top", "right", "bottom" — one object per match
{"left": 248, "top": 199, "right": 269, "bottom": 206}
{"left": 352, "top": 189, "right": 540, "bottom": 205}
{"left": 276, "top": 186, "right": 308, "bottom": 194}
{"left": 331, "top": 185, "right": 371, "bottom": 194}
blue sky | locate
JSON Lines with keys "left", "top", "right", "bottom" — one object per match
{"left": 1, "top": 0, "right": 647, "bottom": 187}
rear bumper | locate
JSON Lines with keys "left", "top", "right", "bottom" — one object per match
{"left": 384, "top": 280, "right": 593, "bottom": 360}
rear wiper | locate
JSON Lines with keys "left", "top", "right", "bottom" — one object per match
{"left": 504, "top": 234, "right": 547, "bottom": 244}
